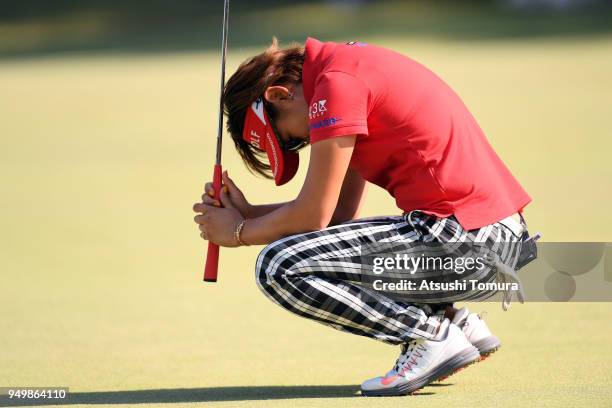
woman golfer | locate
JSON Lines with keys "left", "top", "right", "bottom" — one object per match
{"left": 193, "top": 38, "right": 532, "bottom": 396}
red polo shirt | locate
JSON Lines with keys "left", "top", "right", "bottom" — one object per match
{"left": 302, "top": 38, "right": 531, "bottom": 230}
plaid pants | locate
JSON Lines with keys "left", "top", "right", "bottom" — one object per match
{"left": 255, "top": 211, "right": 524, "bottom": 345}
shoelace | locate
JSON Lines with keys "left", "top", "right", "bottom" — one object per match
{"left": 393, "top": 341, "right": 427, "bottom": 375}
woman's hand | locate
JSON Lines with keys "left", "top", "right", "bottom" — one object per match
{"left": 238, "top": 136, "right": 356, "bottom": 245}
{"left": 193, "top": 184, "right": 244, "bottom": 247}
{"left": 202, "top": 171, "right": 252, "bottom": 218}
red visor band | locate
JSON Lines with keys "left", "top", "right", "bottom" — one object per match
{"left": 242, "top": 97, "right": 299, "bottom": 186}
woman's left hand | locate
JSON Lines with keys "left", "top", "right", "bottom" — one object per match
{"left": 193, "top": 186, "right": 243, "bottom": 247}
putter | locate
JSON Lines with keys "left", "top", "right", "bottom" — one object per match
{"left": 203, "top": 0, "right": 230, "bottom": 282}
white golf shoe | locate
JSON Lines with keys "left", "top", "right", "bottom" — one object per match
{"left": 452, "top": 307, "right": 501, "bottom": 358}
{"left": 360, "top": 319, "right": 480, "bottom": 397}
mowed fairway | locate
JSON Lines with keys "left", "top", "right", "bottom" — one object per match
{"left": 1, "top": 35, "right": 612, "bottom": 408}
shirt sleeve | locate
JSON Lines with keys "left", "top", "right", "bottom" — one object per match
{"left": 308, "top": 71, "right": 370, "bottom": 143}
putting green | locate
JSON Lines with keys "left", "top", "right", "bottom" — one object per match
{"left": 1, "top": 34, "right": 611, "bottom": 407}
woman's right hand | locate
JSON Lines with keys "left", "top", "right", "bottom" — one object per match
{"left": 202, "top": 170, "right": 252, "bottom": 218}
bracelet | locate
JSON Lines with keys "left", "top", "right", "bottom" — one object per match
{"left": 234, "top": 219, "right": 248, "bottom": 246}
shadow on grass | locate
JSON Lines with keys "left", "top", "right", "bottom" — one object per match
{"left": 427, "top": 382, "right": 454, "bottom": 387}
{"left": 0, "top": 385, "right": 439, "bottom": 406}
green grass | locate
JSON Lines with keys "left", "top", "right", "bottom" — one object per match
{"left": 1, "top": 34, "right": 612, "bottom": 407}
{"left": 2, "top": 0, "right": 612, "bottom": 57}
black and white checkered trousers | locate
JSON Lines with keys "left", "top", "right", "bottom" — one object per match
{"left": 255, "top": 211, "right": 524, "bottom": 345}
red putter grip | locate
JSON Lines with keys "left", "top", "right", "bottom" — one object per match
{"left": 203, "top": 164, "right": 223, "bottom": 282}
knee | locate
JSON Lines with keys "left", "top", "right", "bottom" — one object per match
{"left": 255, "top": 239, "right": 290, "bottom": 288}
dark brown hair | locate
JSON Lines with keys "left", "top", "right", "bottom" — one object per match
{"left": 223, "top": 38, "right": 304, "bottom": 178}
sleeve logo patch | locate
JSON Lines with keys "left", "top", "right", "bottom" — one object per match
{"left": 309, "top": 117, "right": 342, "bottom": 130}
{"left": 309, "top": 99, "right": 327, "bottom": 119}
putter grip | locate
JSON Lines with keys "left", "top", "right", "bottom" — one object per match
{"left": 203, "top": 164, "right": 223, "bottom": 282}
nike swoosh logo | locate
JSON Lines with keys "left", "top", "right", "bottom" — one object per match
{"left": 380, "top": 375, "right": 400, "bottom": 386}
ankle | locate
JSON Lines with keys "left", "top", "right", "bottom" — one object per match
{"left": 444, "top": 306, "right": 457, "bottom": 321}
